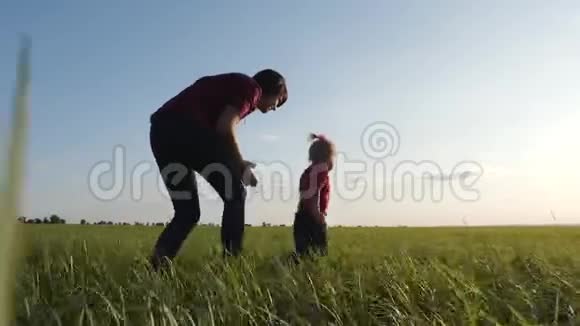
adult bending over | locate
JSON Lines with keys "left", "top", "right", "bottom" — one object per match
{"left": 148, "top": 69, "right": 288, "bottom": 269}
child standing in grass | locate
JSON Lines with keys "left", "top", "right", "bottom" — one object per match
{"left": 293, "top": 133, "right": 336, "bottom": 258}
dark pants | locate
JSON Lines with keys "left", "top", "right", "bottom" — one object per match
{"left": 293, "top": 211, "right": 328, "bottom": 257}
{"left": 149, "top": 114, "right": 247, "bottom": 268}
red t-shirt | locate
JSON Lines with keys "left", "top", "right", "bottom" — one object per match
{"left": 298, "top": 163, "right": 331, "bottom": 219}
{"left": 151, "top": 72, "right": 262, "bottom": 129}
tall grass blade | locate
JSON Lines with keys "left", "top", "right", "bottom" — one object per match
{"left": 0, "top": 36, "right": 30, "bottom": 326}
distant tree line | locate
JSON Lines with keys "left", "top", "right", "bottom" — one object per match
{"left": 17, "top": 214, "right": 66, "bottom": 224}
{"left": 260, "top": 222, "right": 287, "bottom": 227}
{"left": 86, "top": 221, "right": 168, "bottom": 226}
{"left": 17, "top": 216, "right": 290, "bottom": 227}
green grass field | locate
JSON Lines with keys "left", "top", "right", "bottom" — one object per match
{"left": 11, "top": 225, "right": 580, "bottom": 325}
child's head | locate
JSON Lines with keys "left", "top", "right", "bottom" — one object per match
{"left": 308, "top": 133, "right": 336, "bottom": 170}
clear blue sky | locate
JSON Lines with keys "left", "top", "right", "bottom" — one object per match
{"left": 2, "top": 1, "right": 579, "bottom": 226}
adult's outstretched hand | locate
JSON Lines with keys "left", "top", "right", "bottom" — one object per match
{"left": 241, "top": 160, "right": 258, "bottom": 187}
{"left": 243, "top": 160, "right": 256, "bottom": 169}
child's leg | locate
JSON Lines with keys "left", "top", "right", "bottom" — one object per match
{"left": 313, "top": 222, "right": 328, "bottom": 256}
{"left": 293, "top": 213, "right": 310, "bottom": 256}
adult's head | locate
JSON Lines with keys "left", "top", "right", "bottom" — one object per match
{"left": 253, "top": 69, "right": 288, "bottom": 113}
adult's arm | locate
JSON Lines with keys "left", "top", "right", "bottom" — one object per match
{"left": 214, "top": 74, "right": 260, "bottom": 184}
{"left": 215, "top": 105, "right": 247, "bottom": 179}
